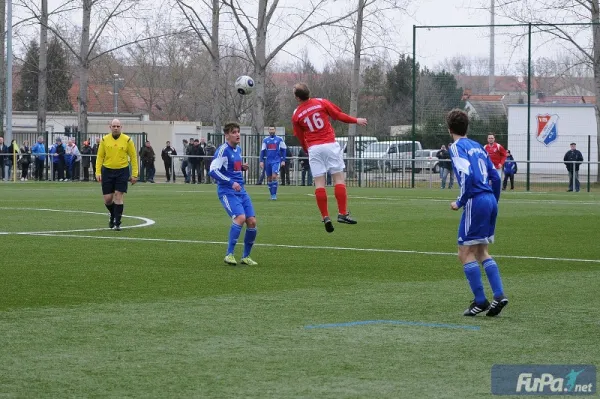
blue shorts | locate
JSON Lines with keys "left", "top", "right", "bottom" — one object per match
{"left": 458, "top": 193, "right": 497, "bottom": 246}
{"left": 218, "top": 190, "right": 255, "bottom": 219}
{"left": 265, "top": 161, "right": 281, "bottom": 176}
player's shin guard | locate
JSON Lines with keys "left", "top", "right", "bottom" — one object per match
{"left": 272, "top": 181, "right": 279, "bottom": 195}
{"left": 243, "top": 227, "right": 257, "bottom": 258}
{"left": 334, "top": 184, "right": 348, "bottom": 215}
{"left": 114, "top": 204, "right": 124, "bottom": 225}
{"left": 267, "top": 181, "right": 273, "bottom": 195}
{"left": 463, "top": 261, "right": 486, "bottom": 304}
{"left": 483, "top": 258, "right": 504, "bottom": 298}
{"left": 315, "top": 187, "right": 329, "bottom": 218}
{"left": 227, "top": 223, "right": 243, "bottom": 255}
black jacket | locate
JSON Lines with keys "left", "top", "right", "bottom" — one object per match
{"left": 436, "top": 149, "right": 452, "bottom": 170}
{"left": 161, "top": 146, "right": 177, "bottom": 164}
{"left": 298, "top": 148, "right": 310, "bottom": 170}
{"left": 564, "top": 149, "right": 583, "bottom": 172}
{"left": 187, "top": 144, "right": 205, "bottom": 165}
{"left": 0, "top": 144, "right": 9, "bottom": 165}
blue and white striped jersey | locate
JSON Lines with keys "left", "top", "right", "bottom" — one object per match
{"left": 450, "top": 137, "right": 501, "bottom": 208}
{"left": 259, "top": 135, "right": 287, "bottom": 163}
{"left": 209, "top": 143, "right": 245, "bottom": 192}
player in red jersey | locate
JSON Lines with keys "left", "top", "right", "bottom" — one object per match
{"left": 483, "top": 133, "right": 507, "bottom": 176}
{"left": 291, "top": 83, "right": 368, "bottom": 233}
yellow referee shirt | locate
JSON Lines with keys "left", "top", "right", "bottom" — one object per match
{"left": 95, "top": 133, "right": 139, "bottom": 178}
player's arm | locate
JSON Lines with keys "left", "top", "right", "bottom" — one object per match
{"left": 279, "top": 140, "right": 287, "bottom": 162}
{"left": 322, "top": 100, "right": 358, "bottom": 124}
{"left": 450, "top": 145, "right": 474, "bottom": 209}
{"left": 292, "top": 120, "right": 308, "bottom": 152}
{"left": 259, "top": 141, "right": 266, "bottom": 163}
{"left": 486, "top": 156, "right": 501, "bottom": 201}
{"left": 95, "top": 140, "right": 105, "bottom": 177}
{"left": 499, "top": 145, "right": 508, "bottom": 166}
{"left": 127, "top": 138, "right": 139, "bottom": 179}
{"left": 209, "top": 150, "right": 233, "bottom": 186}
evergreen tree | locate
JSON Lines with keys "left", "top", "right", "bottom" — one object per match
{"left": 14, "top": 41, "right": 39, "bottom": 111}
{"left": 14, "top": 38, "right": 72, "bottom": 112}
{"left": 47, "top": 37, "right": 72, "bottom": 111}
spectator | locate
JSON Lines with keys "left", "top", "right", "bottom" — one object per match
{"left": 564, "top": 142, "right": 584, "bottom": 192}
{"left": 187, "top": 139, "right": 205, "bottom": 184}
{"left": 18, "top": 140, "right": 32, "bottom": 181}
{"left": 137, "top": 141, "right": 147, "bottom": 182}
{"left": 181, "top": 139, "right": 190, "bottom": 183}
{"left": 280, "top": 146, "right": 292, "bottom": 186}
{"left": 31, "top": 136, "right": 46, "bottom": 181}
{"left": 91, "top": 137, "right": 101, "bottom": 181}
{"left": 0, "top": 137, "right": 9, "bottom": 181}
{"left": 80, "top": 140, "right": 93, "bottom": 181}
{"left": 161, "top": 141, "right": 177, "bottom": 183}
{"left": 298, "top": 147, "right": 312, "bottom": 186}
{"left": 484, "top": 133, "right": 507, "bottom": 177}
{"left": 140, "top": 140, "right": 156, "bottom": 183}
{"left": 50, "top": 137, "right": 66, "bottom": 181}
{"left": 502, "top": 150, "right": 517, "bottom": 191}
{"left": 436, "top": 144, "right": 452, "bottom": 189}
{"left": 199, "top": 138, "right": 207, "bottom": 183}
{"left": 65, "top": 138, "right": 81, "bottom": 181}
{"left": 447, "top": 142, "right": 455, "bottom": 189}
{"left": 204, "top": 141, "right": 216, "bottom": 184}
{"left": 7, "top": 139, "right": 19, "bottom": 180}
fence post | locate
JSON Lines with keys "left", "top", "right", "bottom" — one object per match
{"left": 587, "top": 134, "right": 591, "bottom": 192}
{"left": 526, "top": 22, "right": 532, "bottom": 192}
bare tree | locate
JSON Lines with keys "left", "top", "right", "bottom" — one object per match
{"left": 223, "top": 0, "right": 359, "bottom": 135}
{"left": 494, "top": 0, "right": 600, "bottom": 181}
{"left": 173, "top": 0, "right": 222, "bottom": 133}
{"left": 0, "top": 0, "right": 5, "bottom": 134}
{"left": 37, "top": 0, "right": 48, "bottom": 135}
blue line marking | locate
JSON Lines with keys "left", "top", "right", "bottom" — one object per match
{"left": 305, "top": 320, "right": 480, "bottom": 331}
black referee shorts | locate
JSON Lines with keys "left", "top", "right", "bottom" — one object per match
{"left": 101, "top": 166, "right": 130, "bottom": 195}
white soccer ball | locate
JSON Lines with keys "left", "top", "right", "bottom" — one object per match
{"left": 235, "top": 75, "right": 255, "bottom": 95}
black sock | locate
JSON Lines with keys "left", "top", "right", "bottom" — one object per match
{"left": 114, "top": 204, "right": 124, "bottom": 225}
{"left": 105, "top": 202, "right": 115, "bottom": 219}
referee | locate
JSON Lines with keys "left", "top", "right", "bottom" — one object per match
{"left": 95, "top": 119, "right": 139, "bottom": 231}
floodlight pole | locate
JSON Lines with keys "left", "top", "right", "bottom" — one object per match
{"left": 6, "top": 0, "right": 13, "bottom": 144}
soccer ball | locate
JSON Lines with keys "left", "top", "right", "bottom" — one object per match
{"left": 235, "top": 75, "right": 254, "bottom": 95}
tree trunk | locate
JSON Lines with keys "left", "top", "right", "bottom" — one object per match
{"left": 37, "top": 0, "right": 48, "bottom": 135}
{"left": 252, "top": 0, "right": 267, "bottom": 136}
{"left": 592, "top": 1, "right": 600, "bottom": 183}
{"left": 0, "top": 0, "right": 5, "bottom": 134}
{"left": 78, "top": 0, "right": 92, "bottom": 136}
{"left": 211, "top": 0, "right": 221, "bottom": 135}
{"left": 347, "top": 0, "right": 365, "bottom": 178}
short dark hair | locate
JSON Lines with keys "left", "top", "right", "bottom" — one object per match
{"left": 446, "top": 109, "right": 469, "bottom": 136}
{"left": 223, "top": 122, "right": 240, "bottom": 135}
{"left": 294, "top": 83, "right": 310, "bottom": 101}
{"left": 570, "top": 142, "right": 576, "bottom": 146}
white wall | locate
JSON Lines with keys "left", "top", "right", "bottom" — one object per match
{"left": 507, "top": 104, "right": 598, "bottom": 174}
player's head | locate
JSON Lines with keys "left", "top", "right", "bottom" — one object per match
{"left": 110, "top": 119, "right": 122, "bottom": 136}
{"left": 570, "top": 142, "right": 576, "bottom": 149}
{"left": 268, "top": 126, "right": 276, "bottom": 137}
{"left": 294, "top": 83, "right": 310, "bottom": 102}
{"left": 487, "top": 133, "right": 496, "bottom": 144}
{"left": 446, "top": 109, "right": 469, "bottom": 137}
{"left": 224, "top": 122, "right": 241, "bottom": 146}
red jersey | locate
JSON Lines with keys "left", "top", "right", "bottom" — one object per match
{"left": 484, "top": 142, "right": 507, "bottom": 167}
{"left": 292, "top": 98, "right": 357, "bottom": 152}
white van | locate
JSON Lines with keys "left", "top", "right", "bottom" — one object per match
{"left": 335, "top": 136, "right": 378, "bottom": 156}
{"left": 364, "top": 140, "right": 423, "bottom": 172}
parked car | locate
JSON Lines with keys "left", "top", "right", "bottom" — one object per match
{"left": 363, "top": 140, "right": 423, "bottom": 172}
{"left": 413, "top": 149, "right": 440, "bottom": 173}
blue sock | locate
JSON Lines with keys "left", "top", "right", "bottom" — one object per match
{"left": 463, "top": 261, "right": 486, "bottom": 304}
{"left": 243, "top": 228, "right": 257, "bottom": 258}
{"left": 483, "top": 258, "right": 504, "bottom": 298}
{"left": 227, "top": 223, "right": 243, "bottom": 255}
{"left": 267, "top": 181, "right": 274, "bottom": 195}
{"left": 272, "top": 181, "right": 278, "bottom": 196}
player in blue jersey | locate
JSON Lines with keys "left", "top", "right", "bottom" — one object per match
{"left": 209, "top": 122, "right": 258, "bottom": 266}
{"left": 446, "top": 109, "right": 508, "bottom": 317}
{"left": 259, "top": 126, "right": 287, "bottom": 200}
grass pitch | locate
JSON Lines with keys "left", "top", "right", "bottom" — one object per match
{"left": 0, "top": 182, "right": 598, "bottom": 398}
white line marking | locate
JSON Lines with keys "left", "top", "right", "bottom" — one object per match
{"left": 0, "top": 207, "right": 155, "bottom": 234}
{"left": 23, "top": 232, "right": 600, "bottom": 264}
